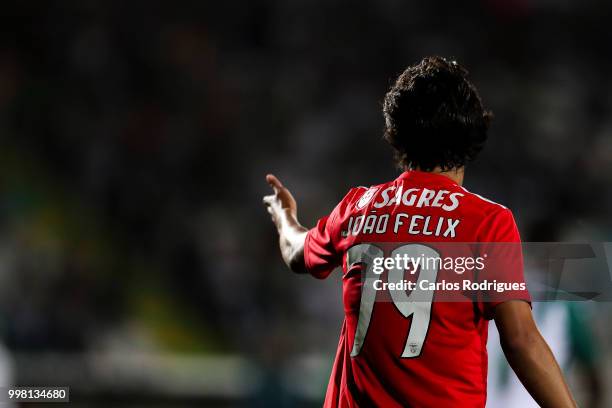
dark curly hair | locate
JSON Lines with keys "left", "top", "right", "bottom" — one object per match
{"left": 383, "top": 56, "right": 492, "bottom": 171}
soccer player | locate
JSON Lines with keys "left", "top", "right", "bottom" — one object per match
{"left": 263, "top": 57, "right": 576, "bottom": 407}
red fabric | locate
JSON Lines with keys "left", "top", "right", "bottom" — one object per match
{"left": 303, "top": 170, "right": 530, "bottom": 408}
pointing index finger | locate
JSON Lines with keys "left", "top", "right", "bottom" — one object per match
{"left": 266, "top": 174, "right": 283, "bottom": 193}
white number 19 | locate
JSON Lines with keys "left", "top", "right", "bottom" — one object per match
{"left": 347, "top": 243, "right": 440, "bottom": 358}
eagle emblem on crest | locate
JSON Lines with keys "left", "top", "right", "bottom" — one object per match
{"left": 409, "top": 343, "right": 419, "bottom": 354}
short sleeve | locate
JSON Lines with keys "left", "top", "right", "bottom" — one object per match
{"left": 304, "top": 213, "right": 342, "bottom": 279}
{"left": 477, "top": 209, "right": 531, "bottom": 319}
{"left": 303, "top": 186, "right": 364, "bottom": 279}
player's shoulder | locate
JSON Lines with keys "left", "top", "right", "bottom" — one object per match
{"left": 456, "top": 185, "right": 512, "bottom": 218}
{"left": 337, "top": 185, "right": 372, "bottom": 209}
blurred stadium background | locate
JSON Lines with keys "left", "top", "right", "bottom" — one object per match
{"left": 0, "top": 0, "right": 611, "bottom": 407}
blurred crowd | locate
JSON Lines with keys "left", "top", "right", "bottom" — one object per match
{"left": 0, "top": 0, "right": 611, "bottom": 405}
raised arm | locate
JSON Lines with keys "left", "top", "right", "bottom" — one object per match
{"left": 494, "top": 300, "right": 577, "bottom": 408}
{"left": 263, "top": 174, "right": 308, "bottom": 274}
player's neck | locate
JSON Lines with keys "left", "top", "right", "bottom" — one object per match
{"left": 409, "top": 166, "right": 464, "bottom": 186}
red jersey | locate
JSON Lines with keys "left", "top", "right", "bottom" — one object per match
{"left": 303, "top": 170, "right": 530, "bottom": 408}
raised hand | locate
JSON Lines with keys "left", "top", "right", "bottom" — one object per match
{"left": 263, "top": 174, "right": 298, "bottom": 228}
{"left": 263, "top": 174, "right": 307, "bottom": 274}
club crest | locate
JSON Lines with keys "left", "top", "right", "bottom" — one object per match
{"left": 356, "top": 187, "right": 378, "bottom": 210}
{"left": 409, "top": 343, "right": 419, "bottom": 354}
